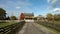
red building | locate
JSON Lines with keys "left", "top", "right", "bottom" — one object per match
{"left": 20, "top": 13, "right": 34, "bottom": 20}
{"left": 20, "top": 13, "right": 25, "bottom": 20}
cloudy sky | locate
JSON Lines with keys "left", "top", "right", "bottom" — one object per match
{"left": 0, "top": 0, "right": 60, "bottom": 17}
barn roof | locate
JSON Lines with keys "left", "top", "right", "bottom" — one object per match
{"left": 24, "top": 13, "right": 34, "bottom": 16}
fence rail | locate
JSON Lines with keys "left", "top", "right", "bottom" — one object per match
{"left": 0, "top": 20, "right": 20, "bottom": 22}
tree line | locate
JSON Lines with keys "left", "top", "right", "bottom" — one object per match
{"left": 0, "top": 8, "right": 60, "bottom": 21}
{"left": 46, "top": 13, "right": 60, "bottom": 21}
{"left": 0, "top": 8, "right": 17, "bottom": 20}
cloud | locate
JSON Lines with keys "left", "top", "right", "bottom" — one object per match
{"left": 51, "top": 0, "right": 57, "bottom": 4}
{"left": 51, "top": 0, "right": 60, "bottom": 7}
{"left": 53, "top": 8, "right": 60, "bottom": 12}
{"left": 47, "top": 0, "right": 60, "bottom": 10}
{"left": 47, "top": 0, "right": 50, "bottom": 3}
{"left": 16, "top": 6, "right": 21, "bottom": 9}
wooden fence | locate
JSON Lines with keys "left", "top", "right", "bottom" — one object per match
{"left": 0, "top": 20, "right": 20, "bottom": 22}
{"left": 0, "top": 21, "right": 25, "bottom": 34}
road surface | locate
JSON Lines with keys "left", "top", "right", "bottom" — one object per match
{"left": 17, "top": 22, "right": 56, "bottom": 34}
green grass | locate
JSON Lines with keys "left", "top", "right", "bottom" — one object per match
{"left": 46, "top": 26, "right": 60, "bottom": 34}
{"left": 53, "top": 21, "right": 60, "bottom": 25}
{"left": 39, "top": 23, "right": 60, "bottom": 34}
{"left": 0, "top": 21, "right": 17, "bottom": 28}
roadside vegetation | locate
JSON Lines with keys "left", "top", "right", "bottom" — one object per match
{"left": 34, "top": 13, "right": 60, "bottom": 34}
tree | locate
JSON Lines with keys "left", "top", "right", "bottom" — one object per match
{"left": 54, "top": 14, "right": 60, "bottom": 21}
{"left": 10, "top": 16, "right": 17, "bottom": 20}
{"left": 6, "top": 16, "right": 10, "bottom": 20}
{"left": 34, "top": 17, "right": 37, "bottom": 20}
{"left": 46, "top": 13, "right": 54, "bottom": 21}
{"left": 0, "top": 8, "right": 6, "bottom": 20}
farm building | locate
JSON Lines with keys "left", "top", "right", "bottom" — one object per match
{"left": 20, "top": 13, "right": 34, "bottom": 20}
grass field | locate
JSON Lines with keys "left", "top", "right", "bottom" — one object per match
{"left": 0, "top": 20, "right": 18, "bottom": 28}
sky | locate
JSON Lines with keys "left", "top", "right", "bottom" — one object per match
{"left": 0, "top": 0, "right": 60, "bottom": 17}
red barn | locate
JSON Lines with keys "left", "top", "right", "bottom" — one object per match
{"left": 20, "top": 13, "right": 34, "bottom": 20}
{"left": 20, "top": 13, "right": 25, "bottom": 20}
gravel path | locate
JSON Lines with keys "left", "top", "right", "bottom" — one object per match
{"left": 17, "top": 22, "right": 57, "bottom": 34}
